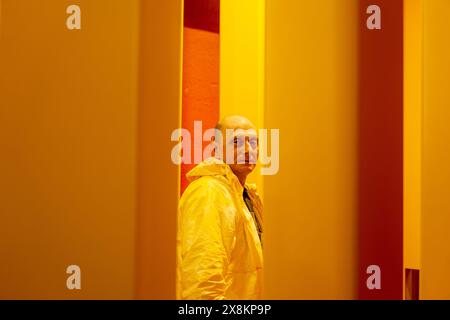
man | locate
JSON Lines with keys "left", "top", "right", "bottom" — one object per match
{"left": 176, "top": 115, "right": 264, "bottom": 300}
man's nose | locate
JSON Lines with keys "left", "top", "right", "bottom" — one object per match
{"left": 244, "top": 139, "right": 251, "bottom": 152}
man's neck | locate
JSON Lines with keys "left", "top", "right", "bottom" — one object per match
{"left": 228, "top": 164, "right": 248, "bottom": 188}
{"left": 236, "top": 175, "right": 247, "bottom": 188}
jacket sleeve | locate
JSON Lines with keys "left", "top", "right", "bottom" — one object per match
{"left": 178, "top": 180, "right": 235, "bottom": 300}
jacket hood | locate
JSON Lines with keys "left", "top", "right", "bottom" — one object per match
{"left": 186, "top": 157, "right": 231, "bottom": 182}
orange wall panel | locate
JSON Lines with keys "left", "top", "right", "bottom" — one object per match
{"left": 0, "top": 0, "right": 139, "bottom": 299}
{"left": 404, "top": 0, "right": 422, "bottom": 275}
{"left": 264, "top": 0, "right": 358, "bottom": 299}
{"left": 135, "top": 0, "right": 182, "bottom": 299}
{"left": 181, "top": 27, "right": 220, "bottom": 194}
{"left": 421, "top": 0, "right": 450, "bottom": 299}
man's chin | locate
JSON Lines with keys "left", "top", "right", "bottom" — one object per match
{"left": 235, "top": 163, "right": 256, "bottom": 173}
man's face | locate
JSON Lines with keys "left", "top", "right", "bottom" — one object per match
{"left": 220, "top": 128, "right": 259, "bottom": 176}
{"left": 213, "top": 116, "right": 259, "bottom": 177}
{"left": 228, "top": 129, "right": 259, "bottom": 175}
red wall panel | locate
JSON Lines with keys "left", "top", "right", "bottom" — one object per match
{"left": 358, "top": 0, "right": 404, "bottom": 299}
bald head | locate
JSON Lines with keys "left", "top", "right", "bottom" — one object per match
{"left": 215, "top": 115, "right": 256, "bottom": 133}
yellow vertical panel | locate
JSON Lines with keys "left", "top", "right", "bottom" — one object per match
{"left": 264, "top": 0, "right": 358, "bottom": 299}
{"left": 0, "top": 0, "right": 139, "bottom": 298}
{"left": 135, "top": 0, "right": 182, "bottom": 299}
{"left": 404, "top": 0, "right": 422, "bottom": 273}
{"left": 220, "top": 0, "right": 265, "bottom": 190}
{"left": 421, "top": 0, "right": 450, "bottom": 300}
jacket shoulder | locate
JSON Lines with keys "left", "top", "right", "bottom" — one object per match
{"left": 178, "top": 176, "right": 238, "bottom": 233}
{"left": 180, "top": 176, "right": 232, "bottom": 206}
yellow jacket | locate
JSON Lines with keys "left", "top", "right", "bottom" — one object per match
{"left": 176, "top": 157, "right": 264, "bottom": 300}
